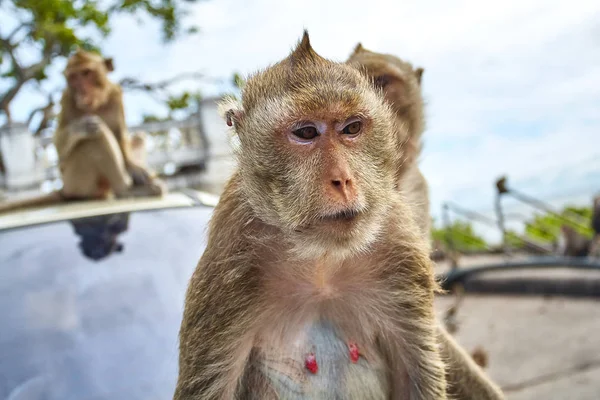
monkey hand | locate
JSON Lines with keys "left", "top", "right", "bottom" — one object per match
{"left": 70, "top": 115, "right": 105, "bottom": 137}
{"left": 81, "top": 115, "right": 105, "bottom": 135}
{"left": 127, "top": 162, "right": 152, "bottom": 186}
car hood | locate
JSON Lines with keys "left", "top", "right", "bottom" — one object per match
{"left": 0, "top": 204, "right": 215, "bottom": 400}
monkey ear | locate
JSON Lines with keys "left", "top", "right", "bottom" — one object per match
{"left": 104, "top": 58, "right": 115, "bottom": 72}
{"left": 415, "top": 67, "right": 424, "bottom": 85}
{"left": 218, "top": 96, "right": 244, "bottom": 130}
{"left": 352, "top": 43, "right": 364, "bottom": 55}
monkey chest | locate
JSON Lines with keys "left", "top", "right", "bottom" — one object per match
{"left": 247, "top": 319, "right": 389, "bottom": 400}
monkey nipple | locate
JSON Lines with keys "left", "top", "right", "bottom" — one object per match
{"left": 304, "top": 352, "right": 318, "bottom": 374}
{"left": 348, "top": 341, "right": 360, "bottom": 363}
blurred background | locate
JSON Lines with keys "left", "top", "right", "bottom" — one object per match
{"left": 2, "top": 0, "right": 599, "bottom": 242}
{"left": 0, "top": 1, "right": 599, "bottom": 399}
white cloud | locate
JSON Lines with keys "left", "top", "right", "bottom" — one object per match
{"left": 4, "top": 0, "right": 600, "bottom": 238}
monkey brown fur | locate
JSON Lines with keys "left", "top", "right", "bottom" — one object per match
{"left": 346, "top": 44, "right": 430, "bottom": 240}
{"left": 55, "top": 50, "right": 164, "bottom": 197}
{"left": 347, "top": 46, "right": 503, "bottom": 399}
{"left": 0, "top": 50, "right": 164, "bottom": 214}
{"left": 174, "top": 32, "right": 503, "bottom": 400}
{"left": 347, "top": 44, "right": 425, "bottom": 163}
{"left": 175, "top": 32, "right": 447, "bottom": 400}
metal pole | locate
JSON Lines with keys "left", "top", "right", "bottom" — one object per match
{"left": 509, "top": 188, "right": 590, "bottom": 232}
{"left": 445, "top": 202, "right": 497, "bottom": 227}
{"left": 495, "top": 177, "right": 509, "bottom": 256}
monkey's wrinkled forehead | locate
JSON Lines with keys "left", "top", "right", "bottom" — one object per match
{"left": 243, "top": 64, "right": 367, "bottom": 112}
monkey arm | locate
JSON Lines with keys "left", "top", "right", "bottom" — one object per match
{"left": 175, "top": 265, "right": 261, "bottom": 400}
{"left": 437, "top": 325, "right": 505, "bottom": 399}
{"left": 53, "top": 124, "right": 71, "bottom": 162}
{"left": 54, "top": 118, "right": 91, "bottom": 162}
{"left": 54, "top": 93, "right": 76, "bottom": 163}
{"left": 175, "top": 265, "right": 259, "bottom": 400}
{"left": 374, "top": 231, "right": 448, "bottom": 400}
{"left": 174, "top": 184, "right": 262, "bottom": 399}
{"left": 54, "top": 91, "right": 104, "bottom": 162}
{"left": 383, "top": 288, "right": 447, "bottom": 400}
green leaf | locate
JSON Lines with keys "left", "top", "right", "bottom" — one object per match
{"left": 523, "top": 205, "right": 593, "bottom": 244}
{"left": 142, "top": 114, "right": 169, "bottom": 123}
{"left": 431, "top": 220, "right": 488, "bottom": 252}
{"left": 232, "top": 72, "right": 245, "bottom": 89}
{"left": 166, "top": 91, "right": 192, "bottom": 110}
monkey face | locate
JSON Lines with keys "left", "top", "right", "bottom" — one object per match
{"left": 347, "top": 50, "right": 424, "bottom": 117}
{"left": 64, "top": 51, "right": 113, "bottom": 112}
{"left": 239, "top": 105, "right": 397, "bottom": 255}
{"left": 67, "top": 66, "right": 104, "bottom": 111}
{"left": 366, "top": 64, "right": 420, "bottom": 116}
{"left": 224, "top": 33, "right": 404, "bottom": 256}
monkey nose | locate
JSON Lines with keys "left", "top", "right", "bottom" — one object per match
{"left": 329, "top": 177, "right": 356, "bottom": 203}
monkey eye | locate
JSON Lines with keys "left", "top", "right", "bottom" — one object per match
{"left": 373, "top": 75, "right": 391, "bottom": 88}
{"left": 292, "top": 126, "right": 319, "bottom": 140}
{"left": 342, "top": 121, "right": 362, "bottom": 135}
{"left": 82, "top": 68, "right": 92, "bottom": 77}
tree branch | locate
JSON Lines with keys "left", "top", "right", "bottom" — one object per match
{"left": 119, "top": 72, "right": 222, "bottom": 92}
{"left": 0, "top": 41, "right": 56, "bottom": 121}
{"left": 0, "top": 35, "right": 24, "bottom": 80}
{"left": 7, "top": 22, "right": 30, "bottom": 42}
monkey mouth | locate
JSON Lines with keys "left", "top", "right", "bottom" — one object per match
{"left": 319, "top": 208, "right": 361, "bottom": 223}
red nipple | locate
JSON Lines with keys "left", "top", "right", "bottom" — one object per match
{"left": 349, "top": 341, "right": 360, "bottom": 363}
{"left": 305, "top": 352, "right": 318, "bottom": 374}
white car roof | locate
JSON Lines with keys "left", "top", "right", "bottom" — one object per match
{"left": 0, "top": 190, "right": 219, "bottom": 231}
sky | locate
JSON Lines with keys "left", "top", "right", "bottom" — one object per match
{"left": 2, "top": 0, "right": 600, "bottom": 243}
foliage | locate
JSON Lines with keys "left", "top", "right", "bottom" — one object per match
{"left": 524, "top": 205, "right": 593, "bottom": 244}
{"left": 505, "top": 230, "right": 526, "bottom": 249}
{"left": 142, "top": 114, "right": 169, "bottom": 123}
{"left": 431, "top": 220, "right": 488, "bottom": 252}
{"left": 0, "top": 0, "right": 202, "bottom": 120}
{"left": 166, "top": 90, "right": 202, "bottom": 111}
{"left": 232, "top": 72, "right": 244, "bottom": 89}
{"left": 142, "top": 89, "right": 202, "bottom": 122}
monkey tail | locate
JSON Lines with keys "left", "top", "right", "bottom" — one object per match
{"left": 0, "top": 190, "right": 65, "bottom": 215}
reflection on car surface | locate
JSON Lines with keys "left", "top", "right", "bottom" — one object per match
{"left": 0, "top": 199, "right": 214, "bottom": 400}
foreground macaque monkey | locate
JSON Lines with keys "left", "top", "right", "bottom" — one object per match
{"left": 174, "top": 32, "right": 503, "bottom": 400}
{"left": 346, "top": 44, "right": 430, "bottom": 240}
{"left": 0, "top": 50, "right": 164, "bottom": 214}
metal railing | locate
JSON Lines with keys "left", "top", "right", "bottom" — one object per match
{"left": 1, "top": 113, "right": 210, "bottom": 191}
